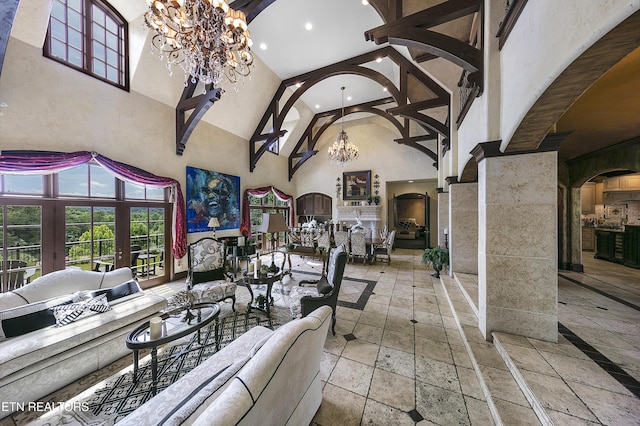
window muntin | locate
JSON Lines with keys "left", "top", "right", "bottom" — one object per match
{"left": 45, "top": 0, "right": 128, "bottom": 90}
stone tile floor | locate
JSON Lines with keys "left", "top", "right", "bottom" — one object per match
{"left": 3, "top": 248, "right": 639, "bottom": 425}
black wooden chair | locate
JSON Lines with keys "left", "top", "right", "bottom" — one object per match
{"left": 289, "top": 244, "right": 348, "bottom": 335}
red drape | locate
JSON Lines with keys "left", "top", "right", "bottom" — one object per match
{"left": 240, "top": 186, "right": 294, "bottom": 236}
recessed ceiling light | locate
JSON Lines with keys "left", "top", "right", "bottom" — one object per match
{"left": 382, "top": 87, "right": 388, "bottom": 92}
{"left": 376, "top": 57, "right": 382, "bottom": 63}
{"left": 305, "top": 22, "right": 313, "bottom": 31}
{"left": 347, "top": 96, "right": 352, "bottom": 101}
{"left": 259, "top": 43, "right": 267, "bottom": 50}
{"left": 315, "top": 104, "right": 320, "bottom": 109}
{"left": 295, "top": 82, "right": 302, "bottom": 88}
{"left": 362, "top": 0, "right": 369, "bottom": 5}
{"left": 408, "top": 180, "right": 414, "bottom": 183}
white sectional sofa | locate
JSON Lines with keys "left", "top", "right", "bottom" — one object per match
{"left": 116, "top": 305, "right": 332, "bottom": 426}
{"left": 0, "top": 268, "right": 167, "bottom": 419}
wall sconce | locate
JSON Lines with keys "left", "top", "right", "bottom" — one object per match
{"left": 443, "top": 227, "right": 449, "bottom": 249}
{"left": 336, "top": 177, "right": 341, "bottom": 198}
{"left": 373, "top": 174, "right": 380, "bottom": 195}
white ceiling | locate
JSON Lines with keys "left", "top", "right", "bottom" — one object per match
{"left": 108, "top": 0, "right": 404, "bottom": 114}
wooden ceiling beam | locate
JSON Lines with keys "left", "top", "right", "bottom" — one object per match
{"left": 365, "top": 0, "right": 480, "bottom": 43}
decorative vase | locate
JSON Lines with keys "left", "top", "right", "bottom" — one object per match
{"left": 432, "top": 265, "right": 442, "bottom": 278}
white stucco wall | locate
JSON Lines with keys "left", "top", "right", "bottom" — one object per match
{"left": 293, "top": 115, "right": 439, "bottom": 227}
{"left": 0, "top": 37, "right": 294, "bottom": 267}
{"left": 500, "top": 0, "right": 639, "bottom": 150}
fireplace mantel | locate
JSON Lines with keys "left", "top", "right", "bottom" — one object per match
{"left": 336, "top": 205, "right": 383, "bottom": 232}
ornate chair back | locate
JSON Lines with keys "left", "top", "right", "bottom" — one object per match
{"left": 349, "top": 232, "right": 367, "bottom": 264}
{"left": 333, "top": 230, "right": 350, "bottom": 251}
{"left": 299, "top": 244, "right": 348, "bottom": 335}
{"left": 184, "top": 237, "right": 236, "bottom": 310}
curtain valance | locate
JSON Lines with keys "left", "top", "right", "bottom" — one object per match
{"left": 0, "top": 150, "right": 187, "bottom": 259}
{"left": 239, "top": 186, "right": 294, "bottom": 236}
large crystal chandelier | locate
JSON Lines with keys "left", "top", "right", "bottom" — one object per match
{"left": 328, "top": 87, "right": 359, "bottom": 166}
{"left": 144, "top": 0, "right": 253, "bottom": 86}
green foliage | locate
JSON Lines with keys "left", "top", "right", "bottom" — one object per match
{"left": 421, "top": 246, "right": 450, "bottom": 271}
{"left": 69, "top": 224, "right": 115, "bottom": 259}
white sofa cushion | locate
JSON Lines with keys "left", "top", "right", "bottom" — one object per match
{"left": 0, "top": 293, "right": 165, "bottom": 380}
{"left": 116, "top": 325, "right": 273, "bottom": 426}
{"left": 0, "top": 268, "right": 134, "bottom": 311}
{"left": 192, "top": 306, "right": 331, "bottom": 426}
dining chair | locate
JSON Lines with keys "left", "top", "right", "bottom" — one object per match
{"left": 333, "top": 230, "right": 350, "bottom": 252}
{"left": 349, "top": 232, "right": 367, "bottom": 264}
{"left": 373, "top": 230, "right": 396, "bottom": 263}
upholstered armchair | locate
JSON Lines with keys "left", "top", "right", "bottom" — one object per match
{"left": 186, "top": 237, "right": 236, "bottom": 310}
{"left": 288, "top": 244, "right": 348, "bottom": 335}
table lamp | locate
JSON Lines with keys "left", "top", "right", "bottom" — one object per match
{"left": 208, "top": 217, "right": 220, "bottom": 238}
{"left": 257, "top": 213, "right": 289, "bottom": 273}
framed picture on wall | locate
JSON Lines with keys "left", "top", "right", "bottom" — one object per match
{"left": 343, "top": 170, "right": 371, "bottom": 200}
{"left": 186, "top": 166, "right": 241, "bottom": 233}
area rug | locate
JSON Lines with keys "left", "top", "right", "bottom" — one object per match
{"left": 25, "top": 310, "right": 282, "bottom": 426}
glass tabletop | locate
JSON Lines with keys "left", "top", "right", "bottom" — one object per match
{"left": 126, "top": 303, "right": 219, "bottom": 348}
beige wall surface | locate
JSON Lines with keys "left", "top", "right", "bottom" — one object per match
{"left": 0, "top": 37, "right": 440, "bottom": 264}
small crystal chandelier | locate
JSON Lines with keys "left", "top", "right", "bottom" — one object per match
{"left": 328, "top": 87, "right": 359, "bottom": 166}
{"left": 144, "top": 0, "right": 253, "bottom": 86}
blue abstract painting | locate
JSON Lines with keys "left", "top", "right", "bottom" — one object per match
{"left": 186, "top": 166, "right": 241, "bottom": 233}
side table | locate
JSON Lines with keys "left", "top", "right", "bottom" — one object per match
{"left": 238, "top": 271, "right": 282, "bottom": 321}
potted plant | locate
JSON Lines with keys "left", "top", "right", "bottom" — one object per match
{"left": 421, "top": 245, "right": 449, "bottom": 278}
{"left": 366, "top": 195, "right": 373, "bottom": 205}
{"left": 373, "top": 195, "right": 381, "bottom": 205}
{"left": 255, "top": 294, "right": 266, "bottom": 310}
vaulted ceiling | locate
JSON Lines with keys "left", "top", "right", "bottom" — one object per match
{"left": 2, "top": 0, "right": 638, "bottom": 178}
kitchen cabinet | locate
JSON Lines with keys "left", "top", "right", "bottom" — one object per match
{"left": 603, "top": 174, "right": 640, "bottom": 191}
{"left": 581, "top": 183, "right": 596, "bottom": 214}
{"left": 594, "top": 229, "right": 638, "bottom": 266}
{"left": 624, "top": 225, "right": 640, "bottom": 268}
{"left": 582, "top": 227, "right": 595, "bottom": 251}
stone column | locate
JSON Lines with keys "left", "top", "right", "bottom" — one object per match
{"left": 473, "top": 141, "right": 559, "bottom": 342}
{"left": 437, "top": 189, "right": 449, "bottom": 248}
{"left": 449, "top": 180, "right": 478, "bottom": 275}
{"left": 568, "top": 187, "right": 584, "bottom": 271}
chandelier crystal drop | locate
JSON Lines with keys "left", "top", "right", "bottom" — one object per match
{"left": 144, "top": 0, "right": 253, "bottom": 86}
{"left": 328, "top": 87, "right": 359, "bottom": 166}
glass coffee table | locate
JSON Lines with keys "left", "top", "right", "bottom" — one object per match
{"left": 126, "top": 303, "right": 220, "bottom": 395}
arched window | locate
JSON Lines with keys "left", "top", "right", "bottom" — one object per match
{"left": 44, "top": 0, "right": 128, "bottom": 90}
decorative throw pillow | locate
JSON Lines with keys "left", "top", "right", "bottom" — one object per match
{"left": 91, "top": 280, "right": 142, "bottom": 302}
{"left": 52, "top": 303, "right": 85, "bottom": 327}
{"left": 0, "top": 295, "right": 72, "bottom": 339}
{"left": 52, "top": 294, "right": 111, "bottom": 327}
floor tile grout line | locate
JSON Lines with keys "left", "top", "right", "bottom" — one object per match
{"left": 558, "top": 273, "right": 640, "bottom": 312}
{"left": 558, "top": 322, "right": 640, "bottom": 399}
{"left": 438, "top": 276, "right": 503, "bottom": 426}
